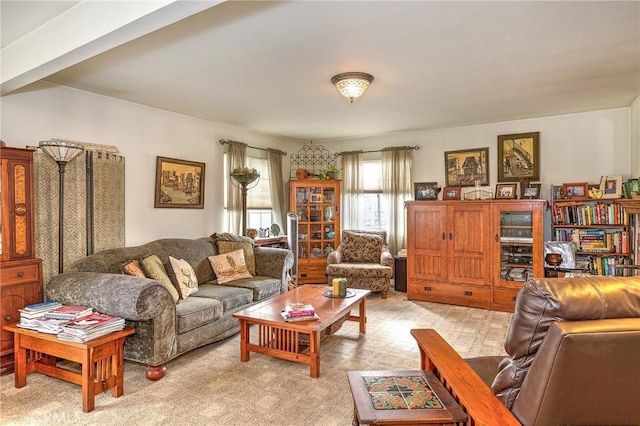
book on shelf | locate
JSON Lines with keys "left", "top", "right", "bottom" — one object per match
{"left": 283, "top": 302, "right": 315, "bottom": 317}
{"left": 43, "top": 305, "right": 93, "bottom": 320}
{"left": 280, "top": 311, "right": 319, "bottom": 322}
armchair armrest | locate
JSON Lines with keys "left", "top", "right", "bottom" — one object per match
{"left": 380, "top": 249, "right": 393, "bottom": 268}
{"left": 327, "top": 245, "right": 344, "bottom": 265}
{"left": 253, "top": 246, "right": 294, "bottom": 293}
{"left": 411, "top": 329, "right": 521, "bottom": 426}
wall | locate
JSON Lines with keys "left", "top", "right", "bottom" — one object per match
{"left": 631, "top": 95, "right": 640, "bottom": 177}
{"left": 321, "top": 108, "right": 632, "bottom": 199}
{"left": 0, "top": 81, "right": 301, "bottom": 246}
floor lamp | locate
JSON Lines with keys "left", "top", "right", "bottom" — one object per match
{"left": 39, "top": 140, "right": 85, "bottom": 274}
{"left": 230, "top": 169, "right": 260, "bottom": 236}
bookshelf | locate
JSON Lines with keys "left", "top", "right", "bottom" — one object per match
{"left": 550, "top": 187, "right": 633, "bottom": 276}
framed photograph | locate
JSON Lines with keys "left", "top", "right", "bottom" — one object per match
{"left": 495, "top": 183, "right": 518, "bottom": 199}
{"left": 497, "top": 132, "right": 540, "bottom": 182}
{"left": 599, "top": 175, "right": 622, "bottom": 199}
{"left": 154, "top": 156, "right": 205, "bottom": 208}
{"left": 414, "top": 182, "right": 440, "bottom": 200}
{"left": 562, "top": 182, "right": 588, "bottom": 200}
{"left": 443, "top": 186, "right": 462, "bottom": 200}
{"left": 523, "top": 184, "right": 542, "bottom": 199}
{"left": 444, "top": 147, "right": 490, "bottom": 187}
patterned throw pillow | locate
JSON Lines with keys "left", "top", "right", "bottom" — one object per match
{"left": 208, "top": 248, "right": 253, "bottom": 284}
{"left": 167, "top": 257, "right": 199, "bottom": 299}
{"left": 121, "top": 259, "right": 147, "bottom": 278}
{"left": 217, "top": 241, "right": 256, "bottom": 275}
{"left": 342, "top": 232, "right": 384, "bottom": 263}
{"left": 140, "top": 254, "right": 180, "bottom": 304}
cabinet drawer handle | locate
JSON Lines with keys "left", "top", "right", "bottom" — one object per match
{"left": 423, "top": 286, "right": 432, "bottom": 292}
{"left": 448, "top": 233, "right": 453, "bottom": 240}
{"left": 4, "top": 315, "right": 12, "bottom": 322}
{"left": 441, "top": 233, "right": 446, "bottom": 240}
{"left": 512, "top": 296, "right": 517, "bottom": 301}
{"left": 495, "top": 234, "right": 499, "bottom": 242}
{"left": 464, "top": 291, "right": 473, "bottom": 296}
{"left": 301, "top": 273, "right": 307, "bottom": 278}
{"left": 17, "top": 271, "right": 24, "bottom": 278}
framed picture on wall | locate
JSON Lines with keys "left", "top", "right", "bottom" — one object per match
{"left": 497, "top": 132, "right": 540, "bottom": 182}
{"left": 154, "top": 156, "right": 205, "bottom": 208}
{"left": 444, "top": 147, "right": 490, "bottom": 187}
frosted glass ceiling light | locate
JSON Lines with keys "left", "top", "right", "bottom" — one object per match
{"left": 331, "top": 72, "right": 374, "bottom": 103}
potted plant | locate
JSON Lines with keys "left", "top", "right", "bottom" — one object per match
{"left": 319, "top": 165, "right": 343, "bottom": 180}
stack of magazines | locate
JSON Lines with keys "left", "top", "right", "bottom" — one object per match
{"left": 281, "top": 302, "right": 318, "bottom": 322}
{"left": 18, "top": 301, "right": 65, "bottom": 334}
{"left": 57, "top": 312, "right": 125, "bottom": 343}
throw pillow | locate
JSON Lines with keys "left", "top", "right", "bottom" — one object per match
{"left": 140, "top": 254, "right": 180, "bottom": 304}
{"left": 342, "top": 231, "right": 384, "bottom": 263}
{"left": 121, "top": 259, "right": 147, "bottom": 278}
{"left": 216, "top": 240, "right": 256, "bottom": 275}
{"left": 167, "top": 257, "right": 199, "bottom": 299}
{"left": 208, "top": 248, "right": 253, "bottom": 284}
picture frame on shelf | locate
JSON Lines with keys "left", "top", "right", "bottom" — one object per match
{"left": 562, "top": 182, "right": 589, "bottom": 200}
{"left": 154, "top": 156, "right": 205, "bottom": 208}
{"left": 444, "top": 147, "right": 489, "bottom": 187}
{"left": 523, "top": 183, "right": 542, "bottom": 199}
{"left": 600, "top": 175, "right": 623, "bottom": 199}
{"left": 497, "top": 132, "right": 540, "bottom": 182}
{"left": 443, "top": 186, "right": 462, "bottom": 200}
{"left": 414, "top": 182, "right": 440, "bottom": 200}
{"left": 495, "top": 183, "right": 518, "bottom": 199}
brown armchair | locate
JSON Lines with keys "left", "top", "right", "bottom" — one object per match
{"left": 326, "top": 230, "right": 394, "bottom": 298}
{"left": 412, "top": 276, "right": 640, "bottom": 426}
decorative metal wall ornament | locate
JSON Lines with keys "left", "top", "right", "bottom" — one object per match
{"left": 289, "top": 143, "right": 339, "bottom": 180}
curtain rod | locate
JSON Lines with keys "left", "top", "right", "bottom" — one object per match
{"left": 338, "top": 145, "right": 420, "bottom": 155}
{"left": 219, "top": 139, "right": 287, "bottom": 156}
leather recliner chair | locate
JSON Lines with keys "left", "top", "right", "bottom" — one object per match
{"left": 411, "top": 276, "right": 640, "bottom": 426}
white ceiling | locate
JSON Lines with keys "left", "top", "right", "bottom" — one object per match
{"left": 2, "top": 1, "right": 639, "bottom": 141}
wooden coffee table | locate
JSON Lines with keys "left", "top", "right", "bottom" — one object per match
{"left": 3, "top": 324, "right": 134, "bottom": 412}
{"left": 347, "top": 370, "right": 467, "bottom": 425}
{"left": 233, "top": 285, "right": 370, "bottom": 378}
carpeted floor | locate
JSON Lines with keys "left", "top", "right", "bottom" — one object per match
{"left": 0, "top": 288, "right": 512, "bottom": 425}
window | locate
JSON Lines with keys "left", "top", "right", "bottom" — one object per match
{"left": 359, "top": 160, "right": 386, "bottom": 229}
{"left": 224, "top": 154, "right": 273, "bottom": 231}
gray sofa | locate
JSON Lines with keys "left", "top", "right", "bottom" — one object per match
{"left": 45, "top": 236, "right": 293, "bottom": 380}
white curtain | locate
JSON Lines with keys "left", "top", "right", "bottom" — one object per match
{"left": 226, "top": 141, "right": 246, "bottom": 235}
{"left": 341, "top": 151, "right": 363, "bottom": 231}
{"left": 382, "top": 148, "right": 413, "bottom": 254}
{"left": 267, "top": 148, "right": 286, "bottom": 231}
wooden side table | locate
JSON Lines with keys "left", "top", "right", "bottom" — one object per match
{"left": 3, "top": 324, "right": 134, "bottom": 412}
{"left": 347, "top": 370, "right": 467, "bottom": 425}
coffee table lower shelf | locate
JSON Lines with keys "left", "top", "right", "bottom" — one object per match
{"left": 3, "top": 324, "right": 134, "bottom": 412}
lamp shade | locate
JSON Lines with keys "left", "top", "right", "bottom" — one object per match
{"left": 39, "top": 140, "right": 85, "bottom": 164}
{"left": 331, "top": 72, "right": 374, "bottom": 102}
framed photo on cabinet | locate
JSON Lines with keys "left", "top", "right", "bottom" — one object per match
{"left": 600, "top": 175, "right": 622, "bottom": 199}
{"left": 154, "top": 156, "right": 205, "bottom": 208}
{"left": 495, "top": 183, "right": 518, "bottom": 199}
{"left": 443, "top": 186, "right": 462, "bottom": 200}
{"left": 562, "top": 182, "right": 588, "bottom": 200}
{"left": 497, "top": 132, "right": 540, "bottom": 182}
{"left": 414, "top": 182, "right": 439, "bottom": 200}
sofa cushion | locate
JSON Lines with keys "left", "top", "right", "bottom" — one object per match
{"left": 175, "top": 296, "right": 223, "bottom": 334}
{"left": 140, "top": 254, "right": 180, "bottom": 303}
{"left": 208, "top": 249, "right": 253, "bottom": 284}
{"left": 167, "top": 256, "right": 199, "bottom": 299}
{"left": 219, "top": 276, "right": 282, "bottom": 301}
{"left": 215, "top": 233, "right": 256, "bottom": 275}
{"left": 326, "top": 263, "right": 393, "bottom": 279}
{"left": 121, "top": 259, "right": 147, "bottom": 278}
{"left": 342, "top": 231, "right": 384, "bottom": 263}
{"left": 191, "top": 283, "right": 254, "bottom": 311}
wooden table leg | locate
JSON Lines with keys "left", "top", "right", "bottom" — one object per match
{"left": 13, "top": 334, "right": 27, "bottom": 388}
{"left": 358, "top": 297, "right": 367, "bottom": 334}
{"left": 239, "top": 319, "right": 250, "bottom": 362}
{"left": 309, "top": 330, "right": 320, "bottom": 378}
{"left": 113, "top": 337, "right": 125, "bottom": 397}
{"left": 82, "top": 347, "right": 95, "bottom": 413}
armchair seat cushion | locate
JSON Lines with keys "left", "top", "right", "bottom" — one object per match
{"left": 326, "top": 263, "right": 393, "bottom": 279}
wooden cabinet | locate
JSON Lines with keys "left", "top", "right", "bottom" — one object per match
{"left": 407, "top": 200, "right": 544, "bottom": 312}
{"left": 0, "top": 147, "right": 43, "bottom": 374}
{"left": 289, "top": 180, "right": 340, "bottom": 284}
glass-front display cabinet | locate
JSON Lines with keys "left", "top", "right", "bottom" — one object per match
{"left": 289, "top": 180, "right": 340, "bottom": 284}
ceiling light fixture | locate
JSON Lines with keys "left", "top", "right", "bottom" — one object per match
{"left": 331, "top": 72, "right": 374, "bottom": 103}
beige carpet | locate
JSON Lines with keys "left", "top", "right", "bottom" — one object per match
{"left": 0, "top": 289, "right": 512, "bottom": 426}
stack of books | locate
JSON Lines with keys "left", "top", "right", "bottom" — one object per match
{"left": 57, "top": 312, "right": 126, "bottom": 343}
{"left": 44, "top": 305, "right": 94, "bottom": 321}
{"left": 18, "top": 301, "right": 63, "bottom": 320}
{"left": 18, "top": 301, "right": 66, "bottom": 333}
{"left": 281, "top": 302, "right": 318, "bottom": 322}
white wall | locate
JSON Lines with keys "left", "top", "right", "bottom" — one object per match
{"left": 0, "top": 82, "right": 301, "bottom": 246}
{"left": 322, "top": 108, "right": 632, "bottom": 199}
{"left": 631, "top": 95, "right": 640, "bottom": 177}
